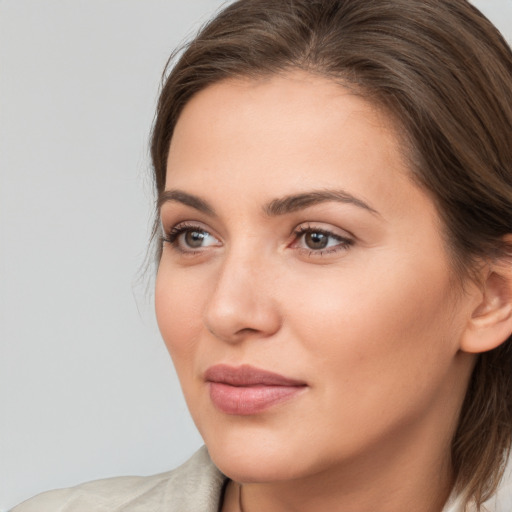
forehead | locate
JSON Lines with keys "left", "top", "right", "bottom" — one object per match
{"left": 169, "top": 72, "right": 399, "bottom": 156}
{"left": 165, "top": 72, "right": 418, "bottom": 217}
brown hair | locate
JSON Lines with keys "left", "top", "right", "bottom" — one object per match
{"left": 150, "top": 0, "right": 512, "bottom": 508}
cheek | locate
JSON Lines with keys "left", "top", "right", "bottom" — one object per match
{"left": 155, "top": 262, "right": 205, "bottom": 366}
{"left": 280, "top": 250, "right": 460, "bottom": 404}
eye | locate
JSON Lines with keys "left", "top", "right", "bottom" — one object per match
{"left": 302, "top": 231, "right": 333, "bottom": 250}
{"left": 291, "top": 225, "right": 353, "bottom": 256}
{"left": 162, "top": 223, "right": 221, "bottom": 253}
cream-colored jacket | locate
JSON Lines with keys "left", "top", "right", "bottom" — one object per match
{"left": 11, "top": 446, "right": 512, "bottom": 512}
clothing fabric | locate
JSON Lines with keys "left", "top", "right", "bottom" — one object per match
{"left": 11, "top": 447, "right": 225, "bottom": 512}
{"left": 10, "top": 446, "right": 512, "bottom": 512}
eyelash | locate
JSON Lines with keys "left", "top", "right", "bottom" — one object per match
{"left": 292, "top": 225, "right": 354, "bottom": 257}
{"left": 160, "top": 222, "right": 216, "bottom": 255}
{"left": 161, "top": 223, "right": 354, "bottom": 257}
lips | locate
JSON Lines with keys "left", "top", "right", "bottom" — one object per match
{"left": 205, "top": 364, "right": 307, "bottom": 415}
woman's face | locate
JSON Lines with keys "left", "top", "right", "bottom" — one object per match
{"left": 155, "top": 72, "right": 475, "bottom": 483}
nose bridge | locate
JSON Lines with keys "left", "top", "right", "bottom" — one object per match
{"left": 204, "top": 238, "right": 280, "bottom": 342}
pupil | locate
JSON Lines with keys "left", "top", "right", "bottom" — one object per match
{"left": 306, "top": 232, "right": 328, "bottom": 249}
{"left": 185, "top": 230, "right": 205, "bottom": 248}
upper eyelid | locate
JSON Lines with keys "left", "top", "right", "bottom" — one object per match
{"left": 293, "top": 222, "right": 355, "bottom": 239}
{"left": 162, "top": 219, "right": 214, "bottom": 234}
{"left": 295, "top": 225, "right": 347, "bottom": 237}
{"left": 168, "top": 223, "right": 216, "bottom": 237}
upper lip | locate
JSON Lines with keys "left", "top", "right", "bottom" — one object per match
{"left": 204, "top": 364, "right": 307, "bottom": 387}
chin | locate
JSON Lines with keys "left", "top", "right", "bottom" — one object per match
{"left": 200, "top": 423, "right": 320, "bottom": 483}
{"left": 209, "top": 445, "right": 304, "bottom": 483}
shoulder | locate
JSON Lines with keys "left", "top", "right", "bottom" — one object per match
{"left": 483, "top": 459, "right": 512, "bottom": 512}
{"left": 11, "top": 446, "right": 227, "bottom": 512}
{"left": 443, "top": 456, "right": 512, "bottom": 512}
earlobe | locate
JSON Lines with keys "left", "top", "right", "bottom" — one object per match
{"left": 460, "top": 264, "right": 512, "bottom": 354}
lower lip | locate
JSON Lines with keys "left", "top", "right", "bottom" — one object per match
{"left": 209, "top": 382, "right": 305, "bottom": 415}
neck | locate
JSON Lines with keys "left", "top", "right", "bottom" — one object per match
{"left": 224, "top": 412, "right": 457, "bottom": 512}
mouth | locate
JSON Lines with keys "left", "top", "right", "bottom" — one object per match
{"left": 204, "top": 364, "right": 307, "bottom": 415}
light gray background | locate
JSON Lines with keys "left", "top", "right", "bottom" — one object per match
{"left": 1, "top": 1, "right": 511, "bottom": 510}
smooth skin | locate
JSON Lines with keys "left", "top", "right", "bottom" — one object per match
{"left": 155, "top": 71, "right": 512, "bottom": 512}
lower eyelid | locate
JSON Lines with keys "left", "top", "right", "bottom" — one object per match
{"left": 297, "top": 243, "right": 352, "bottom": 259}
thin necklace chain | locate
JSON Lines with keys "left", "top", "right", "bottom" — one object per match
{"left": 238, "top": 482, "right": 244, "bottom": 512}
{"left": 237, "top": 483, "right": 244, "bottom": 512}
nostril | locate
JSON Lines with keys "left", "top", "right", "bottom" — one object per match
{"left": 235, "top": 327, "right": 260, "bottom": 336}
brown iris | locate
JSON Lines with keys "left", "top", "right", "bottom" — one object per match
{"left": 185, "top": 230, "right": 207, "bottom": 248}
{"left": 304, "top": 232, "right": 329, "bottom": 250}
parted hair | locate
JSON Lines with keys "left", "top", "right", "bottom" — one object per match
{"left": 150, "top": 0, "right": 512, "bottom": 508}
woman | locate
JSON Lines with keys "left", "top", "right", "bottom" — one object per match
{"left": 12, "top": 0, "right": 512, "bottom": 511}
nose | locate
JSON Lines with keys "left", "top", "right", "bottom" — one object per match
{"left": 204, "top": 250, "right": 282, "bottom": 343}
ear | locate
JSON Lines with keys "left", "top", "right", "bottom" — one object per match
{"left": 460, "top": 258, "right": 512, "bottom": 354}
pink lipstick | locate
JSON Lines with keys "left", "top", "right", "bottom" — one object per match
{"left": 205, "top": 364, "right": 307, "bottom": 415}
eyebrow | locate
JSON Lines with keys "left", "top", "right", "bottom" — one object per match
{"left": 264, "top": 190, "right": 379, "bottom": 217}
{"left": 158, "top": 189, "right": 379, "bottom": 217}
{"left": 158, "top": 190, "right": 216, "bottom": 216}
